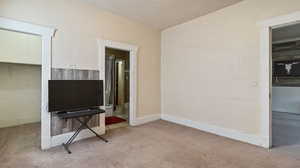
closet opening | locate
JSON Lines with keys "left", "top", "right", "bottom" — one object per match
{"left": 0, "top": 29, "right": 42, "bottom": 151}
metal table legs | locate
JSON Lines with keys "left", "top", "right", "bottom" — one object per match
{"left": 62, "top": 116, "right": 108, "bottom": 154}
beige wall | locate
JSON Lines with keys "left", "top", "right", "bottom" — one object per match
{"left": 162, "top": 0, "right": 300, "bottom": 136}
{"left": 0, "top": 29, "right": 41, "bottom": 65}
{"left": 0, "top": 0, "right": 161, "bottom": 118}
{"left": 0, "top": 63, "right": 41, "bottom": 128}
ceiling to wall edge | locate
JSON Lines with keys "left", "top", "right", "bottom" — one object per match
{"left": 86, "top": 0, "right": 243, "bottom": 31}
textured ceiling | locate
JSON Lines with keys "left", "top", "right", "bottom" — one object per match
{"left": 88, "top": 0, "right": 242, "bottom": 30}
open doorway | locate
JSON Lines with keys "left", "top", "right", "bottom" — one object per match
{"left": 105, "top": 47, "right": 130, "bottom": 128}
{"left": 0, "top": 17, "right": 54, "bottom": 150}
{"left": 98, "top": 39, "right": 138, "bottom": 127}
{"left": 0, "top": 29, "right": 42, "bottom": 152}
{"left": 271, "top": 23, "right": 300, "bottom": 155}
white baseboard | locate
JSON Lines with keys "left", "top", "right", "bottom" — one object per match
{"left": 161, "top": 114, "right": 268, "bottom": 148}
{"left": 51, "top": 126, "right": 105, "bottom": 147}
{"left": 50, "top": 114, "right": 269, "bottom": 148}
{"left": 132, "top": 114, "right": 161, "bottom": 126}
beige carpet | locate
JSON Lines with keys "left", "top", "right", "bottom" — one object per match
{"left": 0, "top": 120, "right": 300, "bottom": 168}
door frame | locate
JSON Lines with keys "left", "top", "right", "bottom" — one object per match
{"left": 259, "top": 11, "right": 300, "bottom": 148}
{"left": 0, "top": 17, "right": 55, "bottom": 149}
{"left": 97, "top": 39, "right": 138, "bottom": 126}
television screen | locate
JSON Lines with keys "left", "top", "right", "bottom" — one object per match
{"left": 48, "top": 80, "right": 103, "bottom": 112}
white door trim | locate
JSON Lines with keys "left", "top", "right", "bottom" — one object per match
{"left": 97, "top": 39, "right": 138, "bottom": 126}
{"left": 258, "top": 11, "right": 300, "bottom": 148}
{"left": 0, "top": 17, "right": 55, "bottom": 150}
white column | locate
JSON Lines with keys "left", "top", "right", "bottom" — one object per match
{"left": 41, "top": 36, "right": 52, "bottom": 150}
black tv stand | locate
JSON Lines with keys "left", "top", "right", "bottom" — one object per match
{"left": 56, "top": 108, "right": 108, "bottom": 154}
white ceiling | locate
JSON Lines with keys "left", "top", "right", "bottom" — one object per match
{"left": 88, "top": 0, "right": 242, "bottom": 30}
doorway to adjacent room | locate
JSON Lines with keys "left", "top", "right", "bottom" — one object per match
{"left": 271, "top": 22, "right": 300, "bottom": 155}
{"left": 260, "top": 12, "right": 300, "bottom": 154}
{"left": 105, "top": 47, "right": 130, "bottom": 127}
{"left": 98, "top": 39, "right": 138, "bottom": 127}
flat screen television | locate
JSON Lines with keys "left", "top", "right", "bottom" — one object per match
{"left": 48, "top": 80, "right": 103, "bottom": 112}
